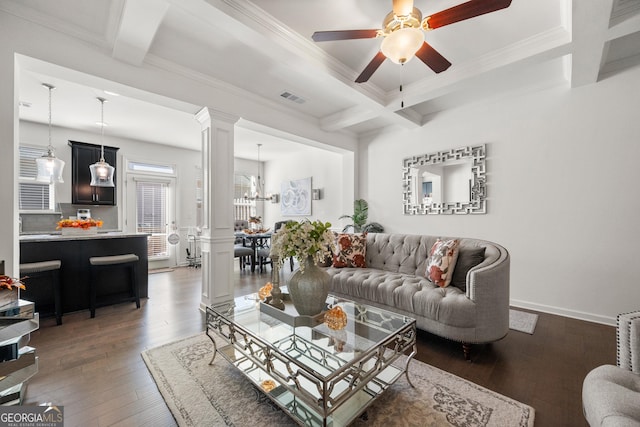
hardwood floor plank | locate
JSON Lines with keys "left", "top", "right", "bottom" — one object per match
{"left": 22, "top": 266, "right": 614, "bottom": 427}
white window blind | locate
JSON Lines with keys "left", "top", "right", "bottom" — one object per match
{"left": 19, "top": 145, "right": 54, "bottom": 210}
{"left": 136, "top": 181, "right": 168, "bottom": 258}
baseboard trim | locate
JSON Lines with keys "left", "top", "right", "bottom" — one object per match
{"left": 510, "top": 299, "right": 616, "bottom": 326}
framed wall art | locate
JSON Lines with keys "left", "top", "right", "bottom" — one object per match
{"left": 281, "top": 177, "right": 311, "bottom": 216}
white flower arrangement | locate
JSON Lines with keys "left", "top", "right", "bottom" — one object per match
{"left": 270, "top": 220, "right": 335, "bottom": 272}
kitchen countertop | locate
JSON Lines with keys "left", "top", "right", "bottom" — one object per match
{"left": 19, "top": 232, "right": 149, "bottom": 242}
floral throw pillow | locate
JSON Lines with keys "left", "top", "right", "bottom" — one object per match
{"left": 426, "top": 239, "right": 460, "bottom": 287}
{"left": 332, "top": 233, "right": 367, "bottom": 268}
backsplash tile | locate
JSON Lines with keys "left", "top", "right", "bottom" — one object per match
{"left": 21, "top": 204, "right": 119, "bottom": 234}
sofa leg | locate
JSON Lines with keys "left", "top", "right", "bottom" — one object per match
{"left": 462, "top": 343, "right": 472, "bottom": 361}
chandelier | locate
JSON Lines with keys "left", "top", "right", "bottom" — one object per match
{"left": 244, "top": 143, "right": 277, "bottom": 202}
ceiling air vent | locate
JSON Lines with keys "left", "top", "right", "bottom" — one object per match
{"left": 280, "top": 91, "right": 306, "bottom": 104}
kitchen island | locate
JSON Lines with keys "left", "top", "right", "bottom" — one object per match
{"left": 19, "top": 233, "right": 148, "bottom": 316}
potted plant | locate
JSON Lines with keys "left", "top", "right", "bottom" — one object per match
{"left": 339, "top": 199, "right": 384, "bottom": 233}
{"left": 270, "top": 220, "right": 335, "bottom": 315}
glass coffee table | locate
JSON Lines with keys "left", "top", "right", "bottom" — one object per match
{"left": 205, "top": 294, "right": 417, "bottom": 427}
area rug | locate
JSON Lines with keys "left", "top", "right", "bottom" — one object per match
{"left": 142, "top": 334, "right": 535, "bottom": 427}
{"left": 509, "top": 309, "right": 539, "bottom": 334}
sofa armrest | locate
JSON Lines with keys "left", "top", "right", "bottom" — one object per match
{"left": 466, "top": 244, "right": 510, "bottom": 341}
{"left": 617, "top": 311, "right": 640, "bottom": 374}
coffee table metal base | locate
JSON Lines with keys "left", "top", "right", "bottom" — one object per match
{"left": 206, "top": 298, "right": 417, "bottom": 427}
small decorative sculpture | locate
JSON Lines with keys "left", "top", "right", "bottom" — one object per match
{"left": 324, "top": 305, "right": 347, "bottom": 330}
{"left": 258, "top": 282, "right": 272, "bottom": 301}
{"left": 261, "top": 379, "right": 276, "bottom": 392}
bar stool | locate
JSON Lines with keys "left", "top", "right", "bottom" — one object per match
{"left": 89, "top": 254, "right": 140, "bottom": 318}
{"left": 19, "top": 260, "right": 62, "bottom": 325}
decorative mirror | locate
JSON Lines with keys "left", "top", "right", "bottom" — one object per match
{"left": 402, "top": 145, "right": 486, "bottom": 215}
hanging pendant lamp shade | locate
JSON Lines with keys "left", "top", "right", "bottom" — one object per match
{"left": 35, "top": 83, "right": 65, "bottom": 184}
{"left": 89, "top": 97, "right": 115, "bottom": 187}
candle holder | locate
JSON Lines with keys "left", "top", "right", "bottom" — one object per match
{"left": 268, "top": 256, "right": 285, "bottom": 310}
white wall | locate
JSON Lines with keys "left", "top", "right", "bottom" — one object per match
{"left": 262, "top": 149, "right": 347, "bottom": 229}
{"left": 361, "top": 66, "right": 640, "bottom": 325}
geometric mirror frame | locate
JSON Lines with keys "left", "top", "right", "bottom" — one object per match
{"left": 402, "top": 144, "right": 486, "bottom": 215}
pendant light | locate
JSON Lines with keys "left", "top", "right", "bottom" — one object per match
{"left": 89, "top": 97, "right": 115, "bottom": 187}
{"left": 35, "top": 83, "right": 65, "bottom": 183}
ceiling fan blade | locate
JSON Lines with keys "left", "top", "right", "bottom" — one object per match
{"left": 425, "top": 0, "right": 512, "bottom": 30}
{"left": 355, "top": 52, "right": 387, "bottom": 83}
{"left": 415, "top": 42, "right": 452, "bottom": 73}
{"left": 393, "top": 0, "right": 414, "bottom": 16}
{"left": 312, "top": 29, "right": 379, "bottom": 42}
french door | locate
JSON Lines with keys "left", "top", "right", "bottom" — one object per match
{"left": 126, "top": 175, "right": 176, "bottom": 268}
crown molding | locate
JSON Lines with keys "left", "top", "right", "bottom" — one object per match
{"left": 610, "top": 0, "right": 640, "bottom": 26}
{"left": 195, "top": 106, "right": 239, "bottom": 125}
{"left": 0, "top": 0, "right": 124, "bottom": 50}
{"left": 209, "top": 0, "right": 388, "bottom": 103}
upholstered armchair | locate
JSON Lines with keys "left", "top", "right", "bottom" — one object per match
{"left": 582, "top": 311, "right": 640, "bottom": 426}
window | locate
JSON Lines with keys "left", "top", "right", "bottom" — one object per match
{"left": 128, "top": 161, "right": 175, "bottom": 175}
{"left": 136, "top": 181, "right": 168, "bottom": 259}
{"left": 19, "top": 145, "right": 54, "bottom": 210}
{"left": 234, "top": 172, "right": 253, "bottom": 199}
{"left": 233, "top": 172, "right": 256, "bottom": 221}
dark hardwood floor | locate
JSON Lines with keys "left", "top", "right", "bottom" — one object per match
{"left": 23, "top": 266, "right": 615, "bottom": 426}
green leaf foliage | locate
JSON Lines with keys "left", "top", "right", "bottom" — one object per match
{"left": 340, "top": 199, "right": 384, "bottom": 233}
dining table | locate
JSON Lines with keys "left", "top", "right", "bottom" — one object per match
{"left": 234, "top": 231, "right": 272, "bottom": 272}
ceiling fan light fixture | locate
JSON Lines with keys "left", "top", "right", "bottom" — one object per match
{"left": 381, "top": 27, "right": 424, "bottom": 64}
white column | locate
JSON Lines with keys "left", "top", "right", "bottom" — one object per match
{"left": 195, "top": 107, "right": 238, "bottom": 310}
{"left": 0, "top": 51, "right": 18, "bottom": 276}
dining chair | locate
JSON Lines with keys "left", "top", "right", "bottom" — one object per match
{"left": 234, "top": 220, "right": 252, "bottom": 270}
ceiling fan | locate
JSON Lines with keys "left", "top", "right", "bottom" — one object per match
{"left": 312, "top": 0, "right": 512, "bottom": 83}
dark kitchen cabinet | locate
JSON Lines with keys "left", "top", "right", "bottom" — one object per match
{"left": 69, "top": 141, "right": 119, "bottom": 205}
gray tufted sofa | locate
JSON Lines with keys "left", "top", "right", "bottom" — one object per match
{"left": 324, "top": 233, "right": 510, "bottom": 359}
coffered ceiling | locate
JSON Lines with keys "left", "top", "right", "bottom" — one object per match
{"left": 5, "top": 0, "right": 640, "bottom": 159}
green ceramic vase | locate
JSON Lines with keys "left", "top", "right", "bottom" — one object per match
{"left": 287, "top": 256, "right": 331, "bottom": 316}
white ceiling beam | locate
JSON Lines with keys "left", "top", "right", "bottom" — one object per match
{"left": 569, "top": 0, "right": 615, "bottom": 87}
{"left": 112, "top": 0, "right": 169, "bottom": 66}
{"left": 389, "top": 26, "right": 572, "bottom": 111}
{"left": 320, "top": 107, "right": 379, "bottom": 132}
{"left": 607, "top": 11, "right": 640, "bottom": 40}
